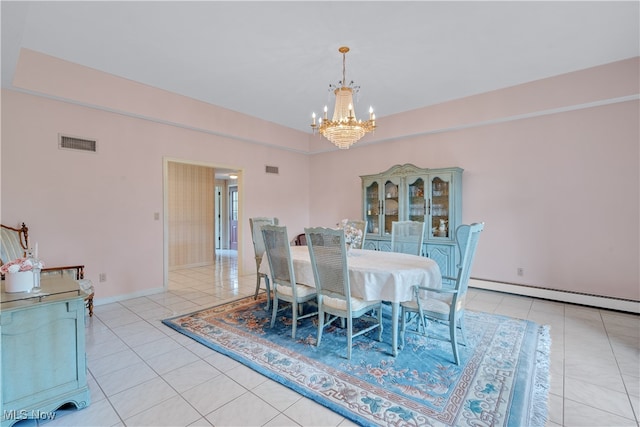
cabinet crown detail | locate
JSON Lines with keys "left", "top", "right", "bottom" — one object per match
{"left": 360, "top": 163, "right": 463, "bottom": 180}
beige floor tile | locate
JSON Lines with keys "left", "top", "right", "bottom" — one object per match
{"left": 563, "top": 398, "right": 637, "bottom": 427}
{"left": 88, "top": 348, "right": 144, "bottom": 378}
{"left": 86, "top": 374, "right": 106, "bottom": 403}
{"left": 96, "top": 309, "right": 141, "bottom": 329}
{"left": 131, "top": 335, "right": 185, "bottom": 360}
{"left": 547, "top": 392, "right": 564, "bottom": 425}
{"left": 180, "top": 375, "right": 247, "bottom": 416}
{"left": 284, "top": 397, "right": 346, "bottom": 427}
{"left": 144, "top": 345, "right": 201, "bottom": 375}
{"left": 204, "top": 350, "right": 244, "bottom": 372}
{"left": 162, "top": 359, "right": 222, "bottom": 393}
{"left": 205, "top": 391, "right": 280, "bottom": 426}
{"left": 124, "top": 395, "right": 202, "bottom": 426}
{"left": 118, "top": 327, "right": 169, "bottom": 349}
{"left": 253, "top": 380, "right": 303, "bottom": 412}
{"left": 94, "top": 361, "right": 158, "bottom": 397}
{"left": 110, "top": 319, "right": 161, "bottom": 339}
{"left": 186, "top": 417, "right": 214, "bottom": 427}
{"left": 109, "top": 377, "right": 177, "bottom": 419}
{"left": 183, "top": 340, "right": 217, "bottom": 358}
{"left": 564, "top": 376, "right": 635, "bottom": 419}
{"left": 337, "top": 418, "right": 360, "bottom": 426}
{"left": 263, "top": 413, "right": 302, "bottom": 426}
{"left": 85, "top": 334, "right": 129, "bottom": 360}
{"left": 225, "top": 363, "right": 269, "bottom": 390}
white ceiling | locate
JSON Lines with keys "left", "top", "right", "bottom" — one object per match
{"left": 2, "top": 1, "right": 638, "bottom": 134}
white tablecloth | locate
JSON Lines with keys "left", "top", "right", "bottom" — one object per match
{"left": 260, "top": 246, "right": 442, "bottom": 303}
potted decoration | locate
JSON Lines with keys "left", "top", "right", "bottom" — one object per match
{"left": 1, "top": 256, "right": 44, "bottom": 293}
{"left": 339, "top": 219, "right": 363, "bottom": 253}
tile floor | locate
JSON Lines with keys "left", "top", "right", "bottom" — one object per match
{"left": 18, "top": 250, "right": 640, "bottom": 427}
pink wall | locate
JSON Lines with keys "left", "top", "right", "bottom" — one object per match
{"left": 2, "top": 50, "right": 638, "bottom": 302}
{"left": 309, "top": 58, "right": 639, "bottom": 301}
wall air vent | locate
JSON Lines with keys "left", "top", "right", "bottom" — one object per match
{"left": 58, "top": 134, "right": 97, "bottom": 153}
{"left": 265, "top": 165, "right": 279, "bottom": 174}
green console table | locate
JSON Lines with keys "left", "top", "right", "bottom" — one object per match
{"left": 1, "top": 276, "right": 90, "bottom": 426}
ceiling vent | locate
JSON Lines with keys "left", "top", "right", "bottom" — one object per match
{"left": 265, "top": 165, "right": 279, "bottom": 174}
{"left": 58, "top": 134, "right": 97, "bottom": 153}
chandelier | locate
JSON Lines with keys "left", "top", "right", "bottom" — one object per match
{"left": 310, "top": 46, "right": 376, "bottom": 149}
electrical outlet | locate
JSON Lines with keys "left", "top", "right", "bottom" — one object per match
{"left": 517, "top": 268, "right": 524, "bottom": 277}
{"left": 154, "top": 212, "right": 160, "bottom": 220}
{"left": 99, "top": 273, "right": 107, "bottom": 282}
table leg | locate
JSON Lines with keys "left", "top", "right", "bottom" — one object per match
{"left": 391, "top": 302, "right": 399, "bottom": 357}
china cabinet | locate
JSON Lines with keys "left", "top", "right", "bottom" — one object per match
{"left": 361, "top": 164, "right": 463, "bottom": 277}
{"left": 1, "top": 276, "right": 90, "bottom": 427}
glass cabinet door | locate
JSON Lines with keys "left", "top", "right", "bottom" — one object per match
{"left": 429, "top": 174, "right": 452, "bottom": 239}
{"left": 407, "top": 177, "right": 426, "bottom": 224}
{"left": 364, "top": 181, "right": 380, "bottom": 234}
{"left": 383, "top": 178, "right": 401, "bottom": 235}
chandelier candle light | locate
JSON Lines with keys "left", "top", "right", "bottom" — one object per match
{"left": 310, "top": 46, "right": 376, "bottom": 149}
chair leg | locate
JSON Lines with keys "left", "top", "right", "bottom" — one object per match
{"left": 291, "top": 301, "right": 298, "bottom": 339}
{"left": 85, "top": 294, "right": 94, "bottom": 317}
{"left": 376, "top": 307, "right": 383, "bottom": 342}
{"left": 316, "top": 302, "right": 324, "bottom": 347}
{"left": 450, "top": 319, "right": 459, "bottom": 365}
{"left": 264, "top": 275, "right": 271, "bottom": 310}
{"left": 458, "top": 316, "right": 468, "bottom": 347}
{"left": 400, "top": 308, "right": 406, "bottom": 349}
{"left": 418, "top": 310, "right": 427, "bottom": 335}
{"left": 346, "top": 316, "right": 353, "bottom": 360}
{"left": 270, "top": 294, "right": 279, "bottom": 329}
{"left": 254, "top": 273, "right": 261, "bottom": 300}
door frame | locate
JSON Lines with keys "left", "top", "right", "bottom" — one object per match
{"left": 228, "top": 184, "right": 239, "bottom": 250}
{"left": 162, "top": 157, "right": 243, "bottom": 290}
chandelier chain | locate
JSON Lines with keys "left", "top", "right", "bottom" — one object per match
{"left": 342, "top": 50, "right": 346, "bottom": 86}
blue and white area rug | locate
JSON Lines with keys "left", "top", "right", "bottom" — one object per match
{"left": 163, "top": 295, "right": 549, "bottom": 427}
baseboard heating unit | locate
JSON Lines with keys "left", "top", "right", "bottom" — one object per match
{"left": 470, "top": 278, "right": 639, "bottom": 314}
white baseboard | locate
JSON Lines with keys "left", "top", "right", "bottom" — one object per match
{"left": 93, "top": 286, "right": 165, "bottom": 307}
{"left": 469, "top": 279, "right": 640, "bottom": 314}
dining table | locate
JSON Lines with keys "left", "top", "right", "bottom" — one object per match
{"left": 259, "top": 245, "right": 442, "bottom": 356}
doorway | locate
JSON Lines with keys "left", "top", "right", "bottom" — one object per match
{"left": 229, "top": 185, "right": 238, "bottom": 250}
{"left": 163, "top": 159, "right": 242, "bottom": 289}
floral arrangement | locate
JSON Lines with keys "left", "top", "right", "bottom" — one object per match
{"left": 1, "top": 257, "right": 44, "bottom": 274}
{"left": 339, "top": 219, "right": 363, "bottom": 247}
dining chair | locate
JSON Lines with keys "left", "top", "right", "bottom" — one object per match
{"left": 339, "top": 219, "right": 367, "bottom": 249}
{"left": 391, "top": 220, "right": 426, "bottom": 256}
{"left": 305, "top": 226, "right": 382, "bottom": 360}
{"left": 262, "top": 225, "right": 317, "bottom": 339}
{"left": 249, "top": 217, "right": 278, "bottom": 309}
{"left": 399, "top": 222, "right": 484, "bottom": 364}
